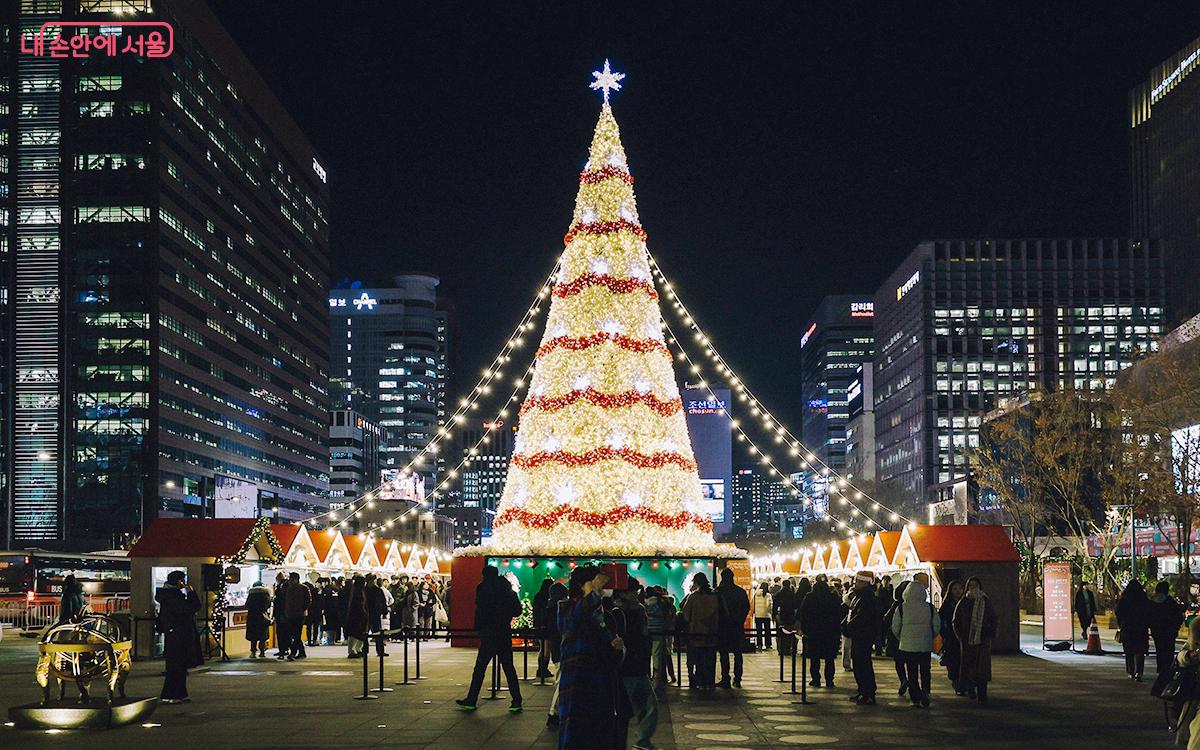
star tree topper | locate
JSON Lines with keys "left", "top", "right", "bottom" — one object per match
{"left": 590, "top": 59, "right": 625, "bottom": 103}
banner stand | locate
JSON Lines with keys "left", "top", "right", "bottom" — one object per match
{"left": 1042, "top": 561, "right": 1073, "bottom": 651}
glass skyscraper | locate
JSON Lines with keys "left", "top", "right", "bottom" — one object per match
{"left": 798, "top": 295, "right": 875, "bottom": 512}
{"left": 328, "top": 274, "right": 451, "bottom": 484}
{"left": 873, "top": 239, "right": 1165, "bottom": 517}
{"left": 1, "top": 0, "right": 332, "bottom": 548}
{"left": 1131, "top": 33, "right": 1200, "bottom": 330}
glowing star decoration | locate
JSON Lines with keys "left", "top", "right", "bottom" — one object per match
{"left": 479, "top": 69, "right": 731, "bottom": 559}
{"left": 589, "top": 58, "right": 625, "bottom": 104}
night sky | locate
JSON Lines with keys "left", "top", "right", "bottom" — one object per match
{"left": 210, "top": 2, "right": 1200, "bottom": 431}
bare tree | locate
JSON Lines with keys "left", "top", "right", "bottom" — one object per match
{"left": 1116, "top": 344, "right": 1200, "bottom": 602}
{"left": 970, "top": 405, "right": 1052, "bottom": 605}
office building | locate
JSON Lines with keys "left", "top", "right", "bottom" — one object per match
{"left": 458, "top": 420, "right": 516, "bottom": 543}
{"left": 443, "top": 505, "right": 484, "bottom": 549}
{"left": 731, "top": 467, "right": 789, "bottom": 535}
{"left": 873, "top": 239, "right": 1165, "bottom": 516}
{"left": 1131, "top": 34, "right": 1200, "bottom": 329}
{"left": 329, "top": 410, "right": 382, "bottom": 501}
{"left": 1, "top": 1, "right": 332, "bottom": 549}
{"left": 682, "top": 385, "right": 733, "bottom": 536}
{"left": 844, "top": 363, "right": 875, "bottom": 483}
{"left": 798, "top": 295, "right": 875, "bottom": 508}
{"left": 328, "top": 274, "right": 451, "bottom": 483}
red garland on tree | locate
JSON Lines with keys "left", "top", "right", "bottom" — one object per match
{"left": 520, "top": 386, "right": 682, "bottom": 417}
{"left": 553, "top": 272, "right": 659, "bottom": 300}
{"left": 562, "top": 218, "right": 648, "bottom": 245}
{"left": 511, "top": 446, "right": 698, "bottom": 471}
{"left": 579, "top": 165, "right": 634, "bottom": 185}
{"left": 536, "top": 331, "right": 671, "bottom": 359}
{"left": 495, "top": 503, "right": 713, "bottom": 533}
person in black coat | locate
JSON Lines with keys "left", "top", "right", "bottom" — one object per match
{"left": 716, "top": 569, "right": 751, "bottom": 688}
{"left": 1115, "top": 579, "right": 1151, "bottom": 681}
{"left": 156, "top": 570, "right": 201, "bottom": 703}
{"left": 1150, "top": 580, "right": 1186, "bottom": 675}
{"left": 271, "top": 572, "right": 288, "bottom": 657}
{"left": 874, "top": 576, "right": 893, "bottom": 656}
{"left": 800, "top": 578, "right": 843, "bottom": 688}
{"left": 364, "top": 573, "right": 388, "bottom": 657}
{"left": 533, "top": 577, "right": 555, "bottom": 679}
{"left": 844, "top": 571, "right": 880, "bottom": 704}
{"left": 457, "top": 565, "right": 523, "bottom": 711}
{"left": 343, "top": 575, "right": 368, "bottom": 658}
{"left": 773, "top": 579, "right": 799, "bottom": 656}
{"left": 1074, "top": 583, "right": 1097, "bottom": 639}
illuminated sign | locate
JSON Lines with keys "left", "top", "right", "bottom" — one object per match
{"left": 687, "top": 399, "right": 726, "bottom": 415}
{"left": 1152, "top": 46, "right": 1200, "bottom": 104}
{"left": 800, "top": 322, "right": 817, "bottom": 347}
{"left": 699, "top": 479, "right": 725, "bottom": 523}
{"left": 312, "top": 157, "right": 328, "bottom": 183}
{"left": 896, "top": 270, "right": 920, "bottom": 300}
{"left": 850, "top": 301, "right": 874, "bottom": 318}
{"left": 847, "top": 379, "right": 862, "bottom": 403}
{"left": 483, "top": 420, "right": 505, "bottom": 429}
{"left": 353, "top": 293, "right": 377, "bottom": 310}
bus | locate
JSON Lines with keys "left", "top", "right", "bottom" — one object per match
{"left": 0, "top": 550, "right": 131, "bottom": 601}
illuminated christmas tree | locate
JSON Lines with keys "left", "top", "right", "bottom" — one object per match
{"left": 487, "top": 62, "right": 719, "bottom": 557}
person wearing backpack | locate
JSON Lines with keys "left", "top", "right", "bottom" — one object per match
{"left": 890, "top": 573, "right": 940, "bottom": 708}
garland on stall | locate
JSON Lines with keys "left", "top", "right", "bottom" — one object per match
{"left": 520, "top": 386, "right": 681, "bottom": 416}
{"left": 563, "top": 218, "right": 647, "bottom": 245}
{"left": 511, "top": 446, "right": 698, "bottom": 471}
{"left": 494, "top": 503, "right": 713, "bottom": 532}
{"left": 210, "top": 518, "right": 285, "bottom": 631}
{"left": 553, "top": 272, "right": 658, "bottom": 300}
{"left": 536, "top": 331, "right": 670, "bottom": 359}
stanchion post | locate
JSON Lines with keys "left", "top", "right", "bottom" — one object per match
{"left": 778, "top": 629, "right": 786, "bottom": 683}
{"left": 372, "top": 633, "right": 394, "bottom": 693}
{"left": 675, "top": 631, "right": 683, "bottom": 687}
{"left": 415, "top": 627, "right": 426, "bottom": 680}
{"left": 353, "top": 636, "right": 379, "bottom": 700}
{"left": 486, "top": 654, "right": 500, "bottom": 700}
{"left": 790, "top": 634, "right": 797, "bottom": 694}
{"left": 398, "top": 628, "right": 410, "bottom": 685}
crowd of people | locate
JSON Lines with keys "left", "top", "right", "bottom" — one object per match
{"left": 243, "top": 571, "right": 450, "bottom": 660}
{"left": 753, "top": 571, "right": 998, "bottom": 706}
{"left": 457, "top": 564, "right": 1000, "bottom": 750}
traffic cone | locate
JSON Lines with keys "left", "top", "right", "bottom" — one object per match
{"left": 1083, "top": 623, "right": 1104, "bottom": 654}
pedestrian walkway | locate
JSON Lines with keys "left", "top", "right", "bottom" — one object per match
{"left": 0, "top": 631, "right": 1173, "bottom": 748}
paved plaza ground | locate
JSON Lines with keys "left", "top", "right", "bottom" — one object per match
{"left": 0, "top": 625, "right": 1174, "bottom": 749}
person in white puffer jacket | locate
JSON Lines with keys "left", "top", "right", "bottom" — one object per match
{"left": 890, "top": 574, "right": 941, "bottom": 707}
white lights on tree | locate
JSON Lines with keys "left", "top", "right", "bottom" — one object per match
{"left": 479, "top": 66, "right": 727, "bottom": 558}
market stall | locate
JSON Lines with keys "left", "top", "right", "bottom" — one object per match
{"left": 129, "top": 518, "right": 452, "bottom": 659}
{"left": 751, "top": 525, "right": 1020, "bottom": 650}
